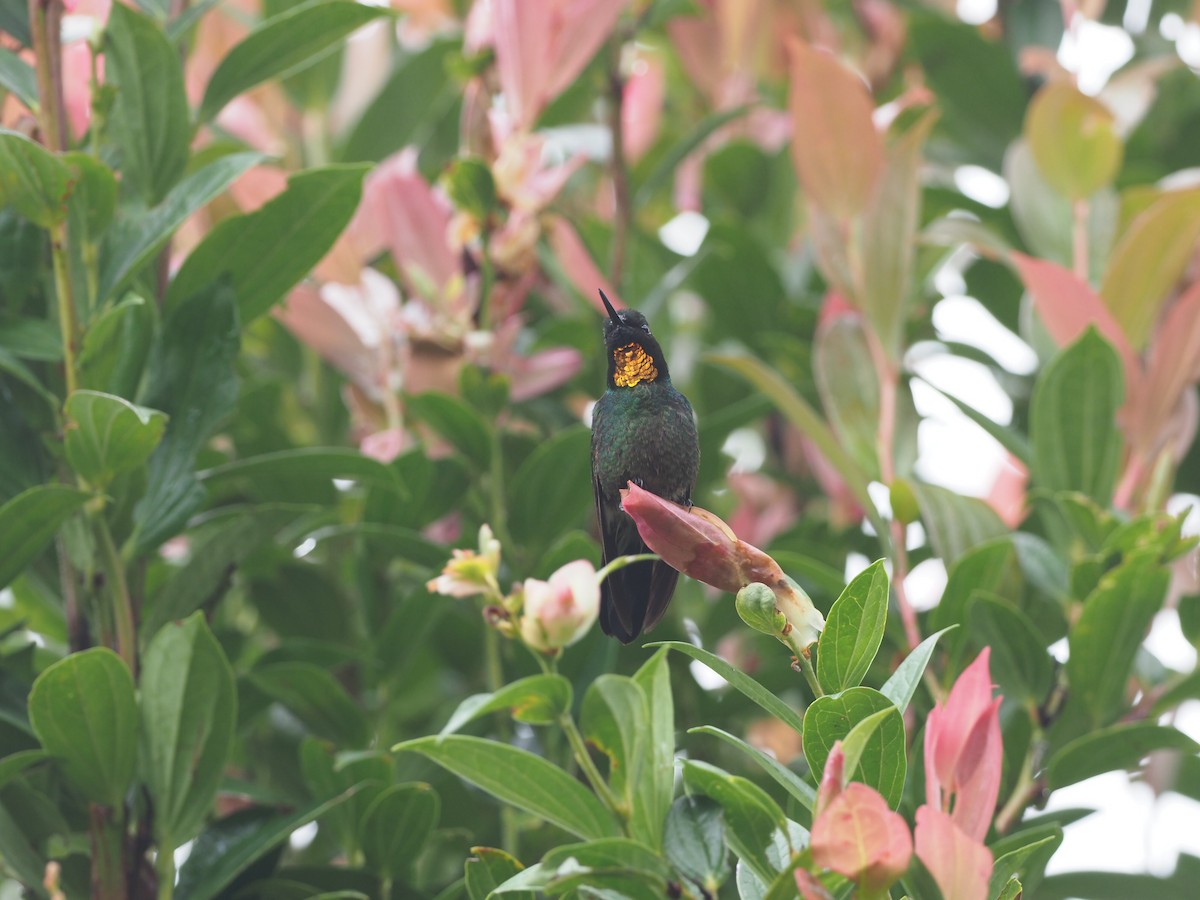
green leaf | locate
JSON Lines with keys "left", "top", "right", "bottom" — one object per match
{"left": 582, "top": 674, "right": 647, "bottom": 818}
{"left": 837, "top": 707, "right": 895, "bottom": 784}
{"left": 989, "top": 833, "right": 1061, "bottom": 900}
{"left": 395, "top": 735, "right": 621, "bottom": 840}
{"left": 0, "top": 47, "right": 36, "bottom": 109}
{"left": 132, "top": 281, "right": 240, "bottom": 555}
{"left": 63, "top": 151, "right": 119, "bottom": 241}
{"left": 439, "top": 674, "right": 573, "bottom": 735}
{"left": 337, "top": 38, "right": 458, "bottom": 163}
{"left": 97, "top": 151, "right": 264, "bottom": 303}
{"left": 817, "top": 559, "right": 889, "bottom": 694}
{"left": 465, "top": 848, "right": 532, "bottom": 900}
{"left": 1030, "top": 328, "right": 1124, "bottom": 506}
{"left": 78, "top": 295, "right": 155, "bottom": 396}
{"left": 1067, "top": 551, "right": 1169, "bottom": 726}
{"left": 880, "top": 626, "right": 956, "bottom": 712}
{"left": 64, "top": 390, "right": 167, "bottom": 489}
{"left": 664, "top": 796, "right": 730, "bottom": 894}
{"left": 813, "top": 316, "right": 879, "bottom": 476}
{"left": 199, "top": 447, "right": 405, "bottom": 501}
{"left": 919, "top": 377, "right": 1032, "bottom": 464}
{"left": 0, "top": 750, "right": 49, "bottom": 792}
{"left": 651, "top": 642, "right": 805, "bottom": 735}
{"left": 407, "top": 392, "right": 493, "bottom": 470}
{"left": 540, "top": 838, "right": 672, "bottom": 897}
{"left": 0, "top": 485, "right": 90, "bottom": 591}
{"left": 802, "top": 686, "right": 905, "bottom": 808}
{"left": 104, "top": 3, "right": 190, "bottom": 205}
{"left": 249, "top": 662, "right": 371, "bottom": 748}
{"left": 175, "top": 794, "right": 358, "bottom": 900}
{"left": 0, "top": 128, "right": 70, "bottom": 228}
{"left": 1100, "top": 189, "right": 1200, "bottom": 350}
{"left": 634, "top": 105, "right": 751, "bottom": 206}
{"left": 631, "top": 648, "right": 675, "bottom": 850}
{"left": 141, "top": 613, "right": 237, "bottom": 850}
{"left": 688, "top": 726, "right": 816, "bottom": 811}
{"left": 968, "top": 593, "right": 1054, "bottom": 704}
{"left": 198, "top": 0, "right": 391, "bottom": 121}
{"left": 298, "top": 741, "right": 389, "bottom": 859}
{"left": 709, "top": 352, "right": 880, "bottom": 536}
{"left": 166, "top": 164, "right": 371, "bottom": 321}
{"left": 1047, "top": 723, "right": 1199, "bottom": 790}
{"left": 681, "top": 760, "right": 789, "bottom": 886}
{"left": 1026, "top": 82, "right": 1122, "bottom": 202}
{"left": 912, "top": 480, "right": 1008, "bottom": 564}
{"left": 360, "top": 783, "right": 439, "bottom": 880}
{"left": 930, "top": 537, "right": 1016, "bottom": 634}
{"left": 508, "top": 426, "right": 592, "bottom": 545}
{"left": 27, "top": 648, "right": 137, "bottom": 807}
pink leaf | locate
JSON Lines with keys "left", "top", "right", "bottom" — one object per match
{"left": 545, "top": 216, "right": 624, "bottom": 312}
{"left": 923, "top": 648, "right": 1003, "bottom": 841}
{"left": 812, "top": 783, "right": 912, "bottom": 893}
{"left": 786, "top": 36, "right": 884, "bottom": 220}
{"left": 815, "top": 740, "right": 847, "bottom": 818}
{"left": 1128, "top": 280, "right": 1200, "bottom": 455}
{"left": 915, "top": 806, "right": 993, "bottom": 900}
{"left": 622, "top": 51, "right": 665, "bottom": 163}
{"left": 1011, "top": 252, "right": 1140, "bottom": 391}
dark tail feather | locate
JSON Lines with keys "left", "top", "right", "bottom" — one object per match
{"left": 599, "top": 557, "right": 680, "bottom": 644}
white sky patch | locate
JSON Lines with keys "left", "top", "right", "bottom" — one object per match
{"left": 722, "top": 427, "right": 766, "bottom": 474}
{"left": 289, "top": 821, "right": 319, "bottom": 851}
{"left": 906, "top": 558, "right": 948, "bottom": 611}
{"left": 1147, "top": 609, "right": 1198, "bottom": 672}
{"left": 690, "top": 660, "right": 728, "bottom": 691}
{"left": 932, "top": 295, "right": 1039, "bottom": 376}
{"left": 1059, "top": 17, "right": 1136, "bottom": 95}
{"left": 659, "top": 211, "right": 710, "bottom": 257}
{"left": 956, "top": 0, "right": 997, "bottom": 26}
{"left": 954, "top": 165, "right": 1010, "bottom": 208}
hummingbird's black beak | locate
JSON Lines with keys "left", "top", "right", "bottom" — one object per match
{"left": 598, "top": 289, "right": 621, "bottom": 325}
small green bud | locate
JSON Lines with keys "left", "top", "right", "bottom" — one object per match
{"left": 736, "top": 583, "right": 787, "bottom": 636}
{"left": 443, "top": 157, "right": 497, "bottom": 221}
{"left": 889, "top": 478, "right": 919, "bottom": 526}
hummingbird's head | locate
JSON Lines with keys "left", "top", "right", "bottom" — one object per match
{"left": 599, "top": 290, "right": 669, "bottom": 388}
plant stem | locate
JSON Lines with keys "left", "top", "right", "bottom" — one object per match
{"left": 595, "top": 553, "right": 659, "bottom": 584}
{"left": 606, "top": 36, "right": 631, "bottom": 289}
{"left": 29, "top": 0, "right": 66, "bottom": 152}
{"left": 157, "top": 844, "right": 175, "bottom": 900}
{"left": 560, "top": 713, "right": 625, "bottom": 819}
{"left": 89, "top": 804, "right": 128, "bottom": 900}
{"left": 995, "top": 736, "right": 1041, "bottom": 834}
{"left": 50, "top": 221, "right": 79, "bottom": 396}
{"left": 95, "top": 514, "right": 137, "bottom": 674}
{"left": 483, "top": 626, "right": 519, "bottom": 853}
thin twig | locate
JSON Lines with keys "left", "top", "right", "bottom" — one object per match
{"left": 1071, "top": 199, "right": 1089, "bottom": 281}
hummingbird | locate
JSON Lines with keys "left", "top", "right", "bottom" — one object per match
{"left": 591, "top": 289, "right": 700, "bottom": 643}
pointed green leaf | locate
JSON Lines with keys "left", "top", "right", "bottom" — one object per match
{"left": 912, "top": 480, "right": 1008, "bottom": 564}
{"left": 1047, "top": 722, "right": 1198, "bottom": 790}
{"left": 968, "top": 593, "right": 1054, "bottom": 704}
{"left": 650, "top": 642, "right": 805, "bottom": 735}
{"left": 0, "top": 48, "right": 36, "bottom": 109}
{"left": 141, "top": 613, "right": 237, "bottom": 850}
{"left": 664, "top": 796, "right": 730, "bottom": 894}
{"left": 631, "top": 648, "right": 675, "bottom": 849}
{"left": 167, "top": 164, "right": 371, "bottom": 321}
{"left": 250, "top": 662, "right": 371, "bottom": 748}
{"left": 688, "top": 726, "right": 815, "bottom": 811}
{"left": 582, "top": 674, "right": 647, "bottom": 817}
{"left": 198, "top": 447, "right": 405, "bottom": 501}
{"left": 28, "top": 648, "right": 137, "bottom": 807}
{"left": 508, "top": 426, "right": 592, "bottom": 545}
{"left": 813, "top": 316, "right": 879, "bottom": 476}
{"left": 879, "top": 626, "right": 956, "bottom": 712}
{"left": 0, "top": 485, "right": 90, "bottom": 591}
{"left": 1026, "top": 82, "right": 1122, "bottom": 202}
{"left": 1030, "top": 328, "right": 1124, "bottom": 506}
{"left": 0, "top": 128, "right": 70, "bottom": 227}
{"left": 97, "top": 151, "right": 263, "bottom": 303}
{"left": 817, "top": 559, "right": 889, "bottom": 694}
{"left": 440, "top": 674, "right": 572, "bottom": 735}
{"left": 682, "top": 760, "right": 789, "bottom": 886}
{"left": 360, "top": 783, "right": 439, "bottom": 880}
{"left": 1067, "top": 551, "right": 1168, "bottom": 726}
{"left": 407, "top": 392, "right": 493, "bottom": 470}
{"left": 104, "top": 3, "right": 190, "bottom": 204}
{"left": 396, "top": 735, "right": 620, "bottom": 840}
{"left": 132, "top": 281, "right": 240, "bottom": 555}
{"left": 198, "top": 0, "right": 390, "bottom": 121}
{"left": 802, "top": 686, "right": 905, "bottom": 808}
{"left": 465, "top": 848, "right": 531, "bottom": 900}
{"left": 64, "top": 390, "right": 167, "bottom": 489}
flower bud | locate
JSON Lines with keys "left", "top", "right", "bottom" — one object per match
{"left": 518, "top": 560, "right": 600, "bottom": 653}
{"left": 426, "top": 524, "right": 502, "bottom": 599}
{"left": 736, "top": 583, "right": 787, "bottom": 636}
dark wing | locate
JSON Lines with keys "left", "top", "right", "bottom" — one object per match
{"left": 594, "top": 472, "right": 680, "bottom": 643}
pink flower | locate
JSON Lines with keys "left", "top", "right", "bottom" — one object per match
{"left": 810, "top": 742, "right": 912, "bottom": 894}
{"left": 518, "top": 560, "right": 600, "bottom": 652}
{"left": 620, "top": 483, "right": 825, "bottom": 646}
{"left": 914, "top": 806, "right": 993, "bottom": 900}
{"left": 486, "top": 0, "right": 626, "bottom": 131}
{"left": 426, "top": 525, "right": 502, "bottom": 599}
{"left": 924, "top": 648, "right": 1003, "bottom": 841}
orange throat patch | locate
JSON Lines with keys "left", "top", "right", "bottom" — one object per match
{"left": 612, "top": 342, "right": 658, "bottom": 387}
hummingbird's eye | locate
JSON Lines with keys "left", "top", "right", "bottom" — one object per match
{"left": 641, "top": 323, "right": 651, "bottom": 334}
